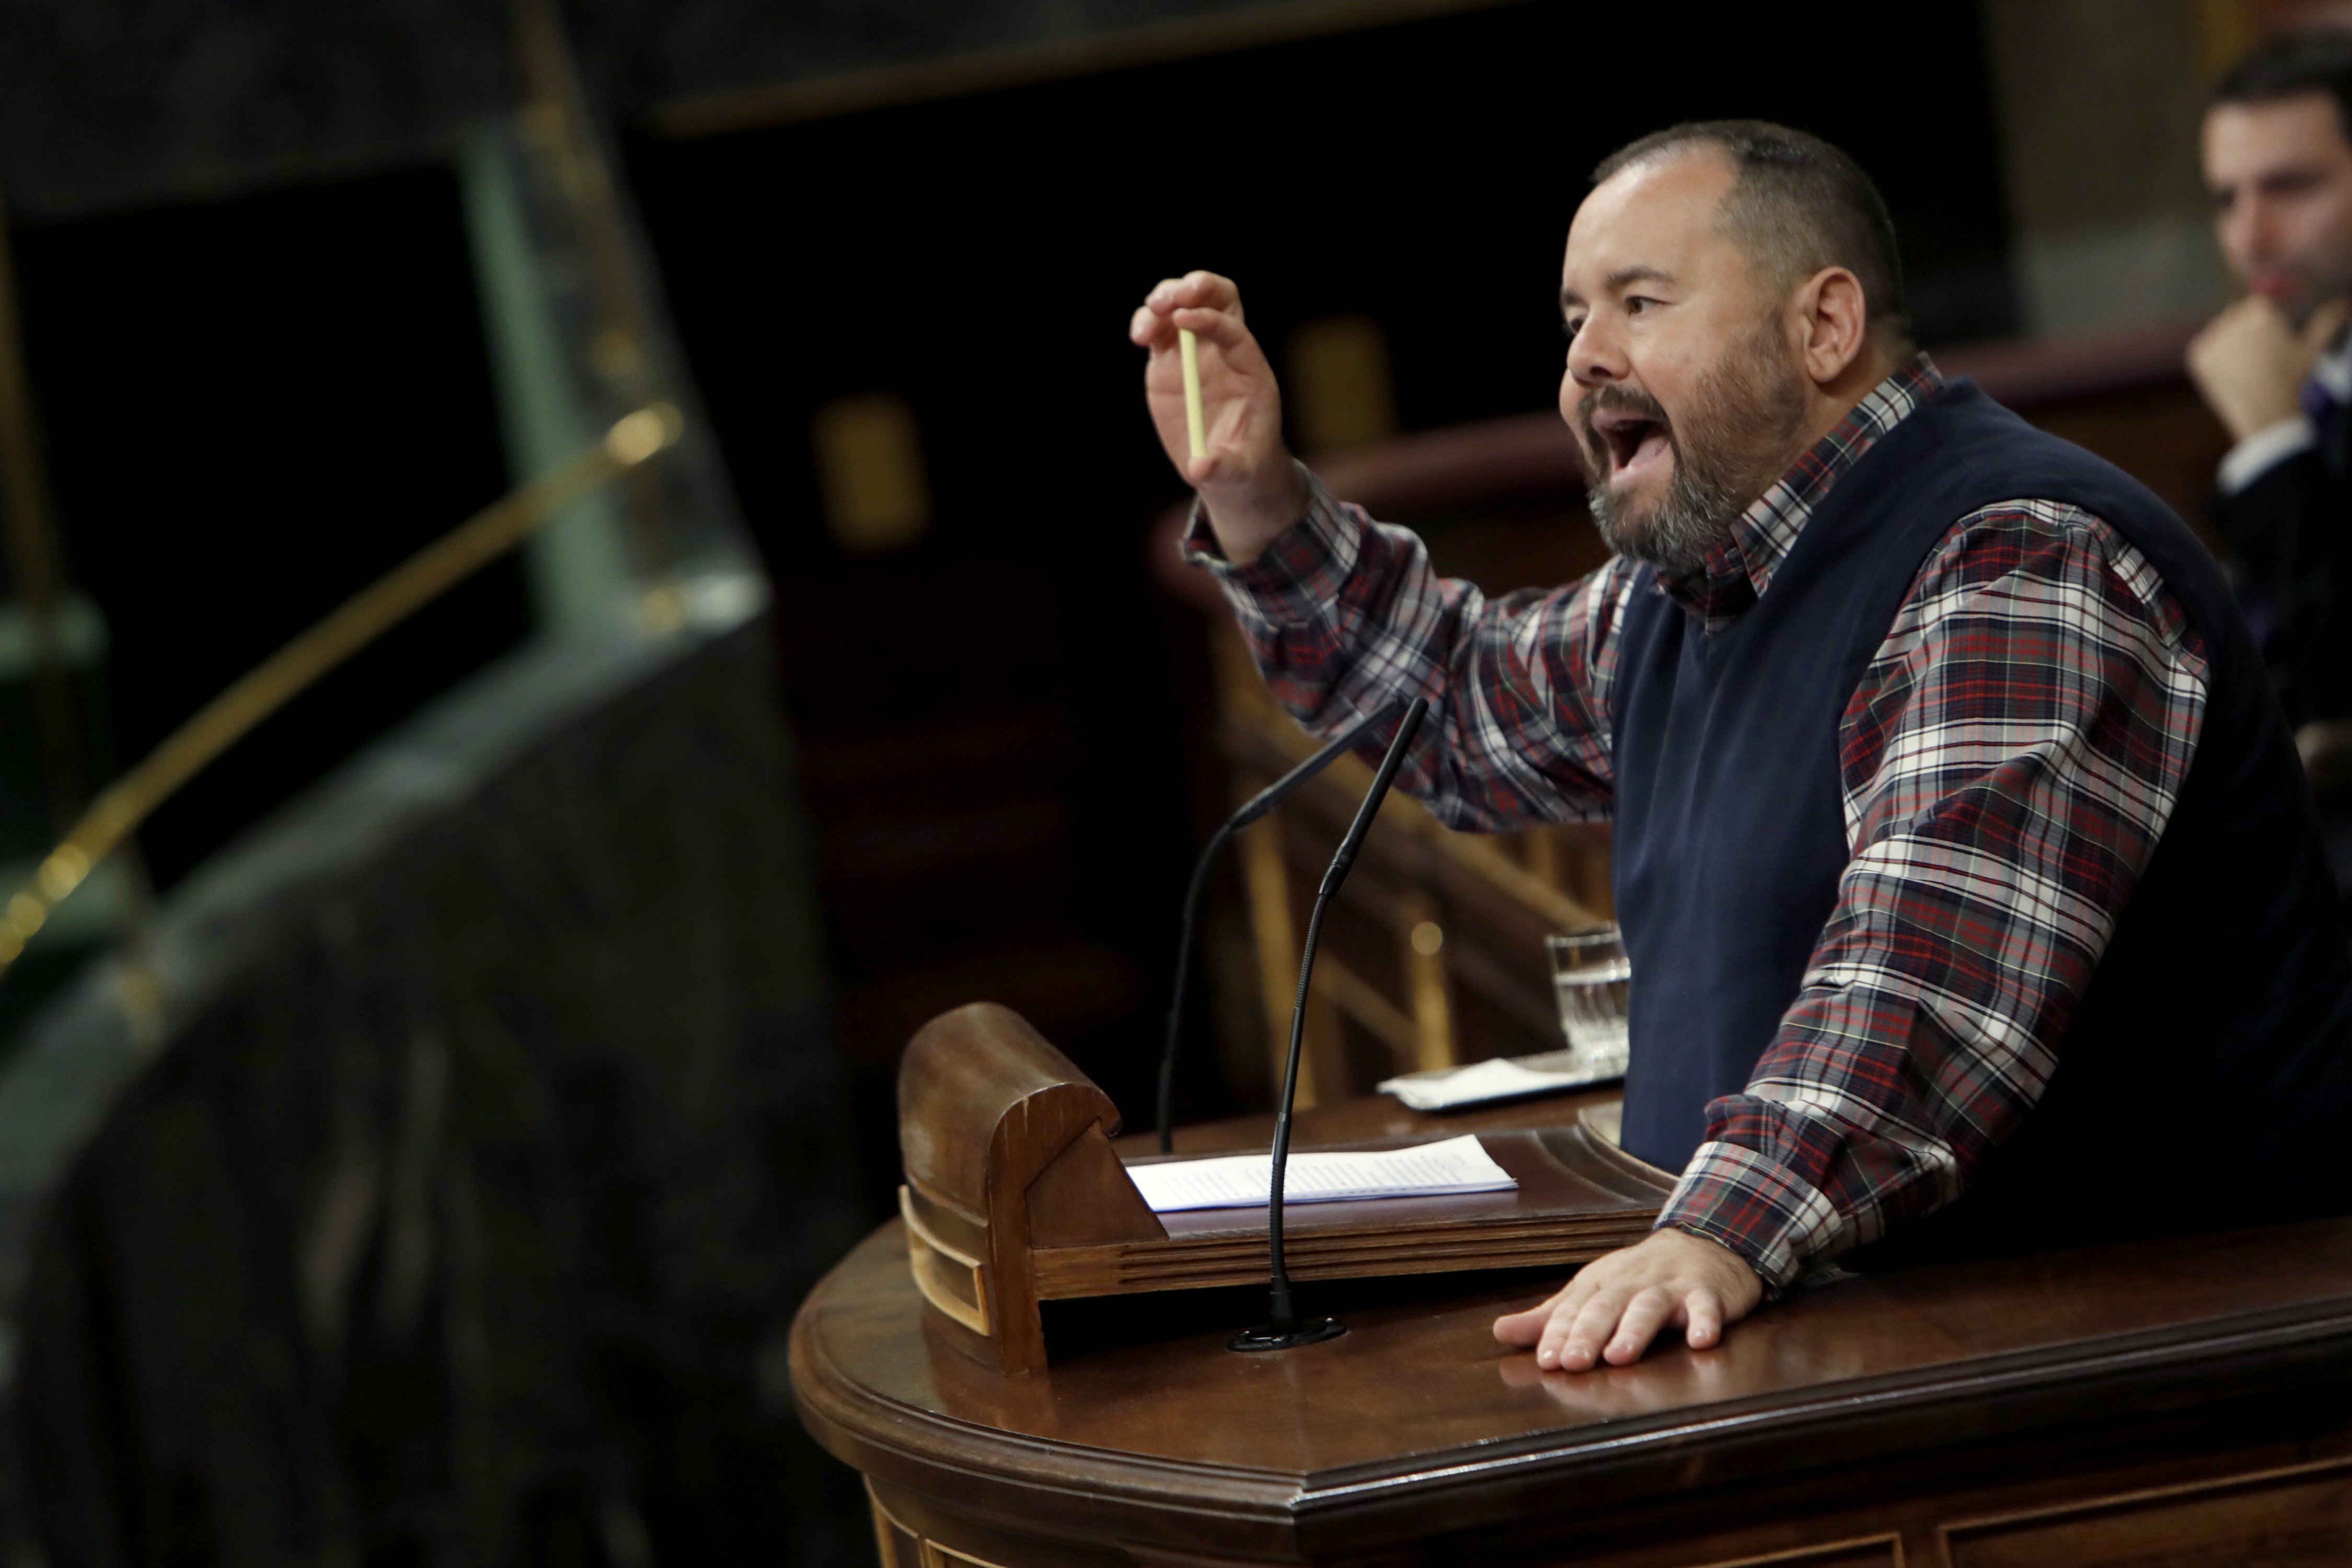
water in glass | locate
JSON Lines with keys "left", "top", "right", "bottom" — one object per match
{"left": 1546, "top": 927, "right": 1631, "bottom": 1079}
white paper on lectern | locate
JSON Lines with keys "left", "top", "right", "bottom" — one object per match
{"left": 1378, "top": 1054, "right": 1590, "bottom": 1111}
{"left": 1126, "top": 1133, "right": 1517, "bottom": 1214}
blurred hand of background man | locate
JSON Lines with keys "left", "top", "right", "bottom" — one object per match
{"left": 2197, "top": 90, "right": 2352, "bottom": 437}
{"left": 2189, "top": 294, "right": 2350, "bottom": 441}
{"left": 1132, "top": 270, "right": 1309, "bottom": 564}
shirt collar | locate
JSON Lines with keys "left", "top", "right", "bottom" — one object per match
{"left": 2315, "top": 331, "right": 2352, "bottom": 404}
{"left": 1662, "top": 352, "right": 1946, "bottom": 624}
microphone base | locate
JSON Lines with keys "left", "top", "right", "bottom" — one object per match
{"left": 1228, "top": 1316, "right": 1345, "bottom": 1353}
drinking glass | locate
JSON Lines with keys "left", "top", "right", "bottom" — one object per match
{"left": 1545, "top": 926, "right": 1631, "bottom": 1080}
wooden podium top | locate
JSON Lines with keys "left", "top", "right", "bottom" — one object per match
{"left": 795, "top": 1090, "right": 2352, "bottom": 1566}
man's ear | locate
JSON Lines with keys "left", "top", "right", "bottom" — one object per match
{"left": 1792, "top": 266, "right": 1869, "bottom": 386}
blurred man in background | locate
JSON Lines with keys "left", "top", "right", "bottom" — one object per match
{"left": 2193, "top": 30, "right": 2352, "bottom": 742}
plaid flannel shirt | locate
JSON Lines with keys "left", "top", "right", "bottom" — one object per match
{"left": 1185, "top": 356, "right": 2211, "bottom": 1290}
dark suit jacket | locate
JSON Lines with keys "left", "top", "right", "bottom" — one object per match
{"left": 2214, "top": 411, "right": 2352, "bottom": 729}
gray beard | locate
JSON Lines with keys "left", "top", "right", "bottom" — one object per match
{"left": 1583, "top": 325, "right": 1810, "bottom": 581}
{"left": 1586, "top": 455, "right": 1750, "bottom": 580}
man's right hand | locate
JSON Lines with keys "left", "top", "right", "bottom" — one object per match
{"left": 2188, "top": 295, "right": 2350, "bottom": 442}
{"left": 1131, "top": 271, "right": 1308, "bottom": 566}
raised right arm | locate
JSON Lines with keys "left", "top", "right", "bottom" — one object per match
{"left": 1183, "top": 481, "right": 1627, "bottom": 829}
{"left": 1133, "top": 271, "right": 1625, "bottom": 829}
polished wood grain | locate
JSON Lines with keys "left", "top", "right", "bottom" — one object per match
{"left": 1668, "top": 1543, "right": 1901, "bottom": 1568}
{"left": 801, "top": 1219, "right": 2352, "bottom": 1497}
{"left": 1042, "top": 1120, "right": 1664, "bottom": 1297}
{"left": 1941, "top": 1458, "right": 2352, "bottom": 1566}
{"left": 798, "top": 1131, "right": 2352, "bottom": 1565}
{"left": 897, "top": 1003, "right": 1164, "bottom": 1372}
{"left": 897, "top": 1005, "right": 1666, "bottom": 1370}
{"left": 1122, "top": 1080, "right": 1630, "bottom": 1157}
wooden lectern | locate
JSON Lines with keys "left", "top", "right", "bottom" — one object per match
{"left": 895, "top": 1001, "right": 1670, "bottom": 1373}
{"left": 800, "top": 1051, "right": 2352, "bottom": 1567}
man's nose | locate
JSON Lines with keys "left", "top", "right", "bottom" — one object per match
{"left": 1567, "top": 315, "right": 1624, "bottom": 389}
{"left": 2227, "top": 194, "right": 2277, "bottom": 272}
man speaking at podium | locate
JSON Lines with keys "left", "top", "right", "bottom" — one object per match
{"left": 1137, "top": 122, "right": 2352, "bottom": 1374}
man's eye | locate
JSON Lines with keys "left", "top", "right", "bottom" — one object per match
{"left": 1562, "top": 316, "right": 1586, "bottom": 338}
{"left": 2259, "top": 171, "right": 2326, "bottom": 201}
{"left": 1626, "top": 296, "right": 1656, "bottom": 315}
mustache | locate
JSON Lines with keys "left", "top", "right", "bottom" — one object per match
{"left": 1576, "top": 385, "right": 1673, "bottom": 452}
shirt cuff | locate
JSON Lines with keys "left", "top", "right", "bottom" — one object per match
{"left": 2218, "top": 416, "right": 2315, "bottom": 495}
{"left": 1655, "top": 1140, "right": 1847, "bottom": 1294}
{"left": 1179, "top": 467, "right": 1365, "bottom": 628}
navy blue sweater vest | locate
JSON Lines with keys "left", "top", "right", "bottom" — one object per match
{"left": 1612, "top": 380, "right": 2352, "bottom": 1259}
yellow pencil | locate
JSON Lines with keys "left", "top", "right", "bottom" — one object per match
{"left": 1179, "top": 327, "right": 1206, "bottom": 462}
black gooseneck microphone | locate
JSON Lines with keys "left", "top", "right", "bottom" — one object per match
{"left": 1156, "top": 701, "right": 1397, "bottom": 1154}
{"left": 1230, "top": 695, "right": 1429, "bottom": 1354}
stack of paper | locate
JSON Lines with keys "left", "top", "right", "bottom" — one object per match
{"left": 1379, "top": 1051, "right": 1613, "bottom": 1112}
{"left": 1127, "top": 1133, "right": 1517, "bottom": 1214}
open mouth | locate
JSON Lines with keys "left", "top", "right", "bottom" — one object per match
{"left": 1589, "top": 406, "right": 1671, "bottom": 484}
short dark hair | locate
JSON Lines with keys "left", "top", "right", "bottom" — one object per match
{"left": 2210, "top": 28, "right": 2352, "bottom": 146}
{"left": 1592, "top": 120, "right": 1910, "bottom": 349}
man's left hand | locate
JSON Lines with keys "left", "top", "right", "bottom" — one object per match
{"left": 1492, "top": 1229, "right": 1765, "bottom": 1370}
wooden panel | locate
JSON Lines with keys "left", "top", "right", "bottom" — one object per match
{"left": 1671, "top": 1539, "right": 1901, "bottom": 1568}
{"left": 1033, "top": 1124, "right": 1662, "bottom": 1297}
{"left": 871, "top": 1478, "right": 1136, "bottom": 1568}
{"left": 798, "top": 1196, "right": 2352, "bottom": 1566}
{"left": 1945, "top": 1458, "right": 2352, "bottom": 1566}
{"left": 870, "top": 1481, "right": 925, "bottom": 1568}
{"left": 900, "top": 1184, "right": 991, "bottom": 1334}
{"left": 895, "top": 1002, "right": 1168, "bottom": 1373}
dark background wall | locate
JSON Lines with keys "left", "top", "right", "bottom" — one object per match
{"left": 13, "top": 167, "right": 527, "bottom": 891}
{"left": 0, "top": 1, "right": 1494, "bottom": 221}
